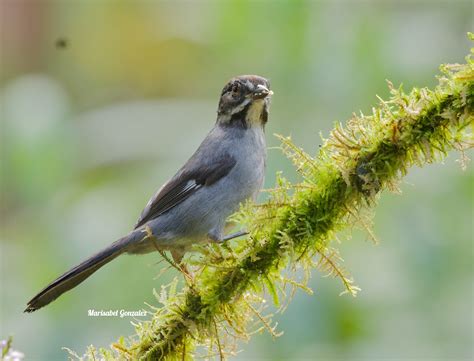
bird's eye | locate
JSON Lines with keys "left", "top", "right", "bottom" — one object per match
{"left": 231, "top": 82, "right": 240, "bottom": 93}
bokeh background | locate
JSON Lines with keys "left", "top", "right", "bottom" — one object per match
{"left": 1, "top": 0, "right": 472, "bottom": 360}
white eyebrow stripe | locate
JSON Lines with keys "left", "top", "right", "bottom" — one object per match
{"left": 230, "top": 98, "right": 251, "bottom": 115}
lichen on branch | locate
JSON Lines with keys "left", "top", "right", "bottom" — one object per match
{"left": 75, "top": 44, "right": 473, "bottom": 361}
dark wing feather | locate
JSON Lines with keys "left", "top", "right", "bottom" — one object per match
{"left": 134, "top": 152, "right": 236, "bottom": 229}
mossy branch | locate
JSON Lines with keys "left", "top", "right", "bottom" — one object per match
{"left": 78, "top": 44, "right": 473, "bottom": 360}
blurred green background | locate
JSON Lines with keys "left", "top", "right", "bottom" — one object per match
{"left": 1, "top": 0, "right": 472, "bottom": 360}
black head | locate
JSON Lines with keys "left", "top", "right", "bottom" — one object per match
{"left": 216, "top": 75, "right": 272, "bottom": 128}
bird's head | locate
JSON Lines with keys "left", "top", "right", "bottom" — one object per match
{"left": 216, "top": 75, "right": 272, "bottom": 128}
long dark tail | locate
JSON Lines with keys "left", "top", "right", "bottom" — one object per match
{"left": 24, "top": 230, "right": 143, "bottom": 313}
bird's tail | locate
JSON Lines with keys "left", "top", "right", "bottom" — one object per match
{"left": 24, "top": 229, "right": 144, "bottom": 313}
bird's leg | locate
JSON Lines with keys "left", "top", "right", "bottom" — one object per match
{"left": 208, "top": 229, "right": 248, "bottom": 243}
{"left": 221, "top": 230, "right": 248, "bottom": 242}
{"left": 208, "top": 230, "right": 248, "bottom": 254}
{"left": 145, "top": 226, "right": 193, "bottom": 282}
{"left": 170, "top": 249, "right": 193, "bottom": 281}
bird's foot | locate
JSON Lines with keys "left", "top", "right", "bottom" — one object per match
{"left": 146, "top": 227, "right": 194, "bottom": 284}
{"left": 171, "top": 250, "right": 194, "bottom": 284}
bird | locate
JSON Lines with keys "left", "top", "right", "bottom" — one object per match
{"left": 25, "top": 75, "right": 273, "bottom": 312}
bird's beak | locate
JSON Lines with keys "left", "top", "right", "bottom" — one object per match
{"left": 251, "top": 84, "right": 273, "bottom": 100}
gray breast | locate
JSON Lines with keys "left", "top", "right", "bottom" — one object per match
{"left": 148, "top": 126, "right": 266, "bottom": 246}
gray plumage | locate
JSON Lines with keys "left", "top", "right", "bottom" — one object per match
{"left": 25, "top": 75, "right": 271, "bottom": 312}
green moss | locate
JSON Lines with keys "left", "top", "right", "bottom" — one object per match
{"left": 77, "top": 45, "right": 473, "bottom": 360}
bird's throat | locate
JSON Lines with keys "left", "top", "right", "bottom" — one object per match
{"left": 245, "top": 99, "right": 268, "bottom": 127}
{"left": 218, "top": 99, "right": 268, "bottom": 128}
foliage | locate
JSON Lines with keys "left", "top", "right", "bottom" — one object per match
{"left": 73, "top": 45, "right": 473, "bottom": 360}
{"left": 1, "top": 337, "right": 24, "bottom": 361}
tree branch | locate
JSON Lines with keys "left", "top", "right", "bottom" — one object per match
{"left": 76, "top": 44, "right": 473, "bottom": 361}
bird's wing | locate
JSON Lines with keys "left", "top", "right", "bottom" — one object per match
{"left": 134, "top": 152, "right": 236, "bottom": 229}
